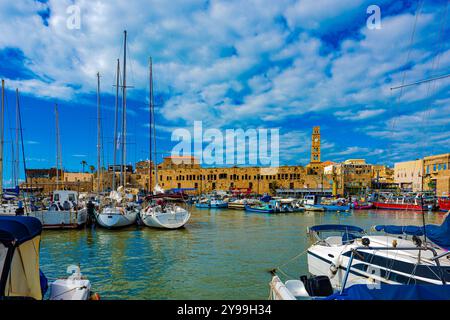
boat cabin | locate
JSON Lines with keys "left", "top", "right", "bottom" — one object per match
{"left": 303, "top": 195, "right": 319, "bottom": 205}
{"left": 51, "top": 190, "right": 78, "bottom": 205}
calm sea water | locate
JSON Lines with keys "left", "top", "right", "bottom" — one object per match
{"left": 39, "top": 208, "right": 445, "bottom": 300}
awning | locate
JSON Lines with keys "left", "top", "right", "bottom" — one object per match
{"left": 0, "top": 216, "right": 42, "bottom": 246}
{"left": 308, "top": 224, "right": 365, "bottom": 234}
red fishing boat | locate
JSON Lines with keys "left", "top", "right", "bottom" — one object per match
{"left": 373, "top": 195, "right": 432, "bottom": 211}
{"left": 439, "top": 198, "right": 450, "bottom": 212}
{"left": 373, "top": 201, "right": 427, "bottom": 211}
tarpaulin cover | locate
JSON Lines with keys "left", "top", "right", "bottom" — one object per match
{"left": 375, "top": 214, "right": 450, "bottom": 250}
{"left": 324, "top": 284, "right": 450, "bottom": 300}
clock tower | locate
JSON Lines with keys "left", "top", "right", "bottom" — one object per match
{"left": 311, "top": 126, "right": 321, "bottom": 165}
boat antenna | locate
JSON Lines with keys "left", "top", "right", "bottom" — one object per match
{"left": 112, "top": 59, "right": 120, "bottom": 191}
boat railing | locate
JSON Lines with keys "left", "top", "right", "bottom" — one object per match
{"left": 340, "top": 245, "right": 446, "bottom": 294}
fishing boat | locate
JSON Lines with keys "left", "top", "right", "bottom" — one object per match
{"left": 373, "top": 194, "right": 429, "bottom": 211}
{"left": 227, "top": 199, "right": 248, "bottom": 210}
{"left": 439, "top": 197, "right": 450, "bottom": 212}
{"left": 195, "top": 196, "right": 228, "bottom": 208}
{"left": 322, "top": 204, "right": 350, "bottom": 212}
{"left": 28, "top": 190, "right": 87, "bottom": 229}
{"left": 0, "top": 216, "right": 95, "bottom": 300}
{"left": 303, "top": 204, "right": 325, "bottom": 211}
{"left": 244, "top": 200, "right": 280, "bottom": 213}
{"left": 352, "top": 202, "right": 373, "bottom": 210}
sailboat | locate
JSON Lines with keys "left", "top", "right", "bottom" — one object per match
{"left": 27, "top": 104, "right": 87, "bottom": 228}
{"left": 139, "top": 58, "right": 190, "bottom": 229}
{"left": 95, "top": 31, "right": 139, "bottom": 229}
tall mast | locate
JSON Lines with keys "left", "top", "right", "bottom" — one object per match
{"left": 148, "top": 57, "right": 153, "bottom": 193}
{"left": 120, "top": 30, "right": 127, "bottom": 188}
{"left": 15, "top": 89, "right": 20, "bottom": 187}
{"left": 151, "top": 59, "right": 158, "bottom": 186}
{"left": 112, "top": 59, "right": 120, "bottom": 191}
{"left": 96, "top": 72, "right": 102, "bottom": 193}
{"left": 0, "top": 80, "right": 4, "bottom": 196}
{"left": 55, "top": 103, "right": 61, "bottom": 188}
{"left": 16, "top": 89, "right": 27, "bottom": 189}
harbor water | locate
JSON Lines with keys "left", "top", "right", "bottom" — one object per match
{"left": 40, "top": 208, "right": 446, "bottom": 299}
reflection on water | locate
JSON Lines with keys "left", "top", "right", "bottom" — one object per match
{"left": 39, "top": 208, "right": 446, "bottom": 299}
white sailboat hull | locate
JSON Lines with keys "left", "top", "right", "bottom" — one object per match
{"left": 28, "top": 209, "right": 87, "bottom": 229}
{"left": 140, "top": 206, "right": 190, "bottom": 229}
{"left": 96, "top": 207, "right": 138, "bottom": 228}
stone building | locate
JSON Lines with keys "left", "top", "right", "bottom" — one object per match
{"left": 394, "top": 159, "right": 423, "bottom": 192}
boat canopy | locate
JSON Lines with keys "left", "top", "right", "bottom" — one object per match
{"left": 0, "top": 216, "right": 42, "bottom": 245}
{"left": 375, "top": 214, "right": 450, "bottom": 250}
{"left": 308, "top": 224, "right": 365, "bottom": 234}
{"left": 324, "top": 284, "right": 450, "bottom": 300}
{"left": 0, "top": 216, "right": 44, "bottom": 300}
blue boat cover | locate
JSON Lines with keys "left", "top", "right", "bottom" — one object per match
{"left": 375, "top": 214, "right": 450, "bottom": 250}
{"left": 260, "top": 195, "right": 272, "bottom": 202}
{"left": 324, "top": 284, "right": 450, "bottom": 300}
{"left": 0, "top": 216, "right": 42, "bottom": 245}
{"left": 309, "top": 224, "right": 364, "bottom": 233}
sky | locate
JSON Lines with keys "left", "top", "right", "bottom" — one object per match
{"left": 0, "top": 0, "right": 449, "bottom": 185}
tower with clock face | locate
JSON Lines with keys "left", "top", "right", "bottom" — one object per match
{"left": 311, "top": 126, "right": 321, "bottom": 165}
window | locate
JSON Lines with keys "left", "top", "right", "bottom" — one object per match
{"left": 54, "top": 194, "right": 60, "bottom": 201}
{"left": 69, "top": 194, "right": 75, "bottom": 202}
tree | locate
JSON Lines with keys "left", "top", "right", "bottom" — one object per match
{"left": 89, "top": 165, "right": 95, "bottom": 173}
{"left": 80, "top": 160, "right": 87, "bottom": 173}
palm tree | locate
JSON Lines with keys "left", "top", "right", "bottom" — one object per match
{"left": 80, "top": 160, "right": 87, "bottom": 173}
{"left": 89, "top": 165, "right": 95, "bottom": 174}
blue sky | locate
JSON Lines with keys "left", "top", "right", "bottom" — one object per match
{"left": 0, "top": 0, "right": 449, "bottom": 185}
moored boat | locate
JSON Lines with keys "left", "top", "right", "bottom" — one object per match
{"left": 439, "top": 198, "right": 450, "bottom": 212}
{"left": 322, "top": 204, "right": 350, "bottom": 212}
{"left": 96, "top": 205, "right": 138, "bottom": 228}
{"left": 352, "top": 203, "right": 373, "bottom": 210}
{"left": 304, "top": 204, "right": 325, "bottom": 211}
{"left": 270, "top": 217, "right": 450, "bottom": 300}
{"left": 27, "top": 190, "right": 87, "bottom": 229}
{"left": 140, "top": 201, "right": 190, "bottom": 229}
{"left": 245, "top": 200, "right": 278, "bottom": 213}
